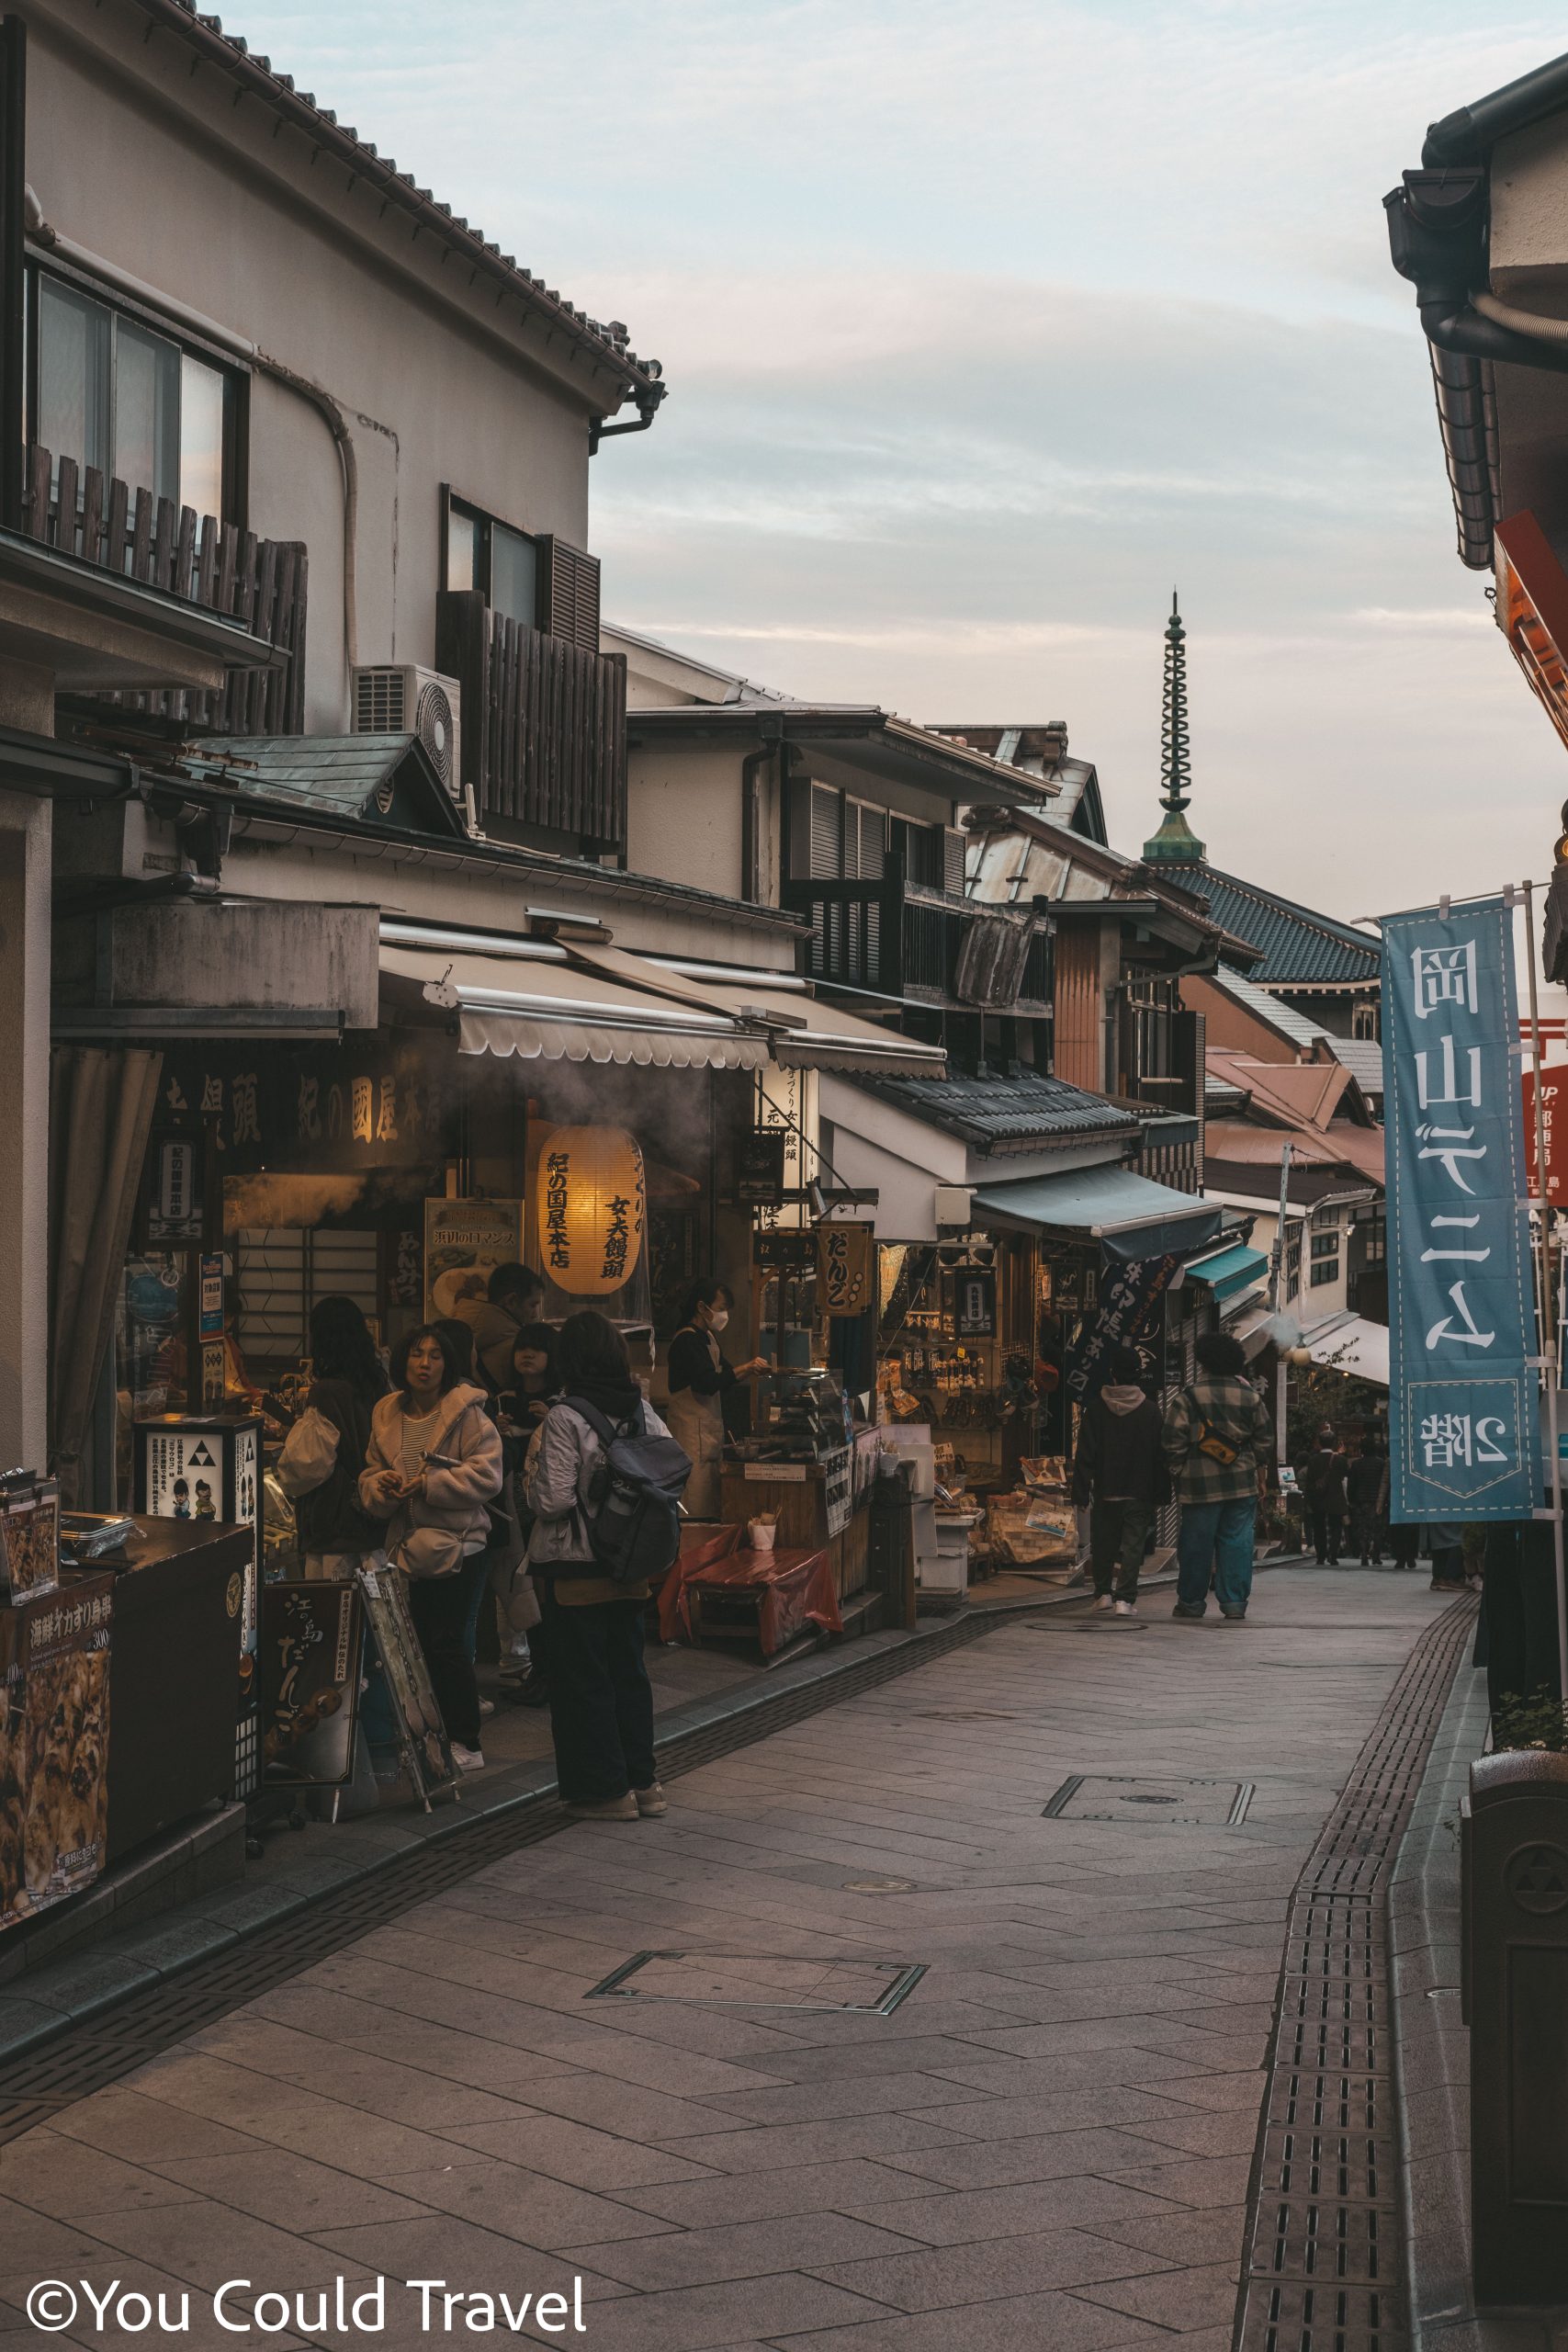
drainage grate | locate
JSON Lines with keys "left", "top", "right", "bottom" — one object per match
{"left": 1234, "top": 1595, "right": 1478, "bottom": 2352}
{"left": 0, "top": 1595, "right": 1039, "bottom": 2143}
{"left": 584, "top": 1951, "right": 927, "bottom": 2014}
{"left": 1043, "top": 1773, "right": 1254, "bottom": 1826}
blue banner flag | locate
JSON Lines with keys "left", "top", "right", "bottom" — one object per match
{"left": 1384, "top": 898, "right": 1538, "bottom": 1521}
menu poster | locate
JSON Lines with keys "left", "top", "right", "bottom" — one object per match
{"left": 260, "top": 1583, "right": 361, "bottom": 1789}
{"left": 0, "top": 1575, "right": 114, "bottom": 1932}
{"left": 424, "top": 1199, "right": 525, "bottom": 1322}
{"left": 356, "top": 1563, "right": 459, "bottom": 1808}
{"left": 133, "top": 1415, "right": 263, "bottom": 1798}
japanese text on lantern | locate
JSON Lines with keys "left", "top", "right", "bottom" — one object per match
{"left": 545, "top": 1152, "right": 570, "bottom": 1273}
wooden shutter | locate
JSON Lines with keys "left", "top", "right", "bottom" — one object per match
{"left": 538, "top": 536, "right": 601, "bottom": 653}
{"left": 809, "top": 782, "right": 842, "bottom": 877}
{"left": 943, "top": 826, "right": 967, "bottom": 897}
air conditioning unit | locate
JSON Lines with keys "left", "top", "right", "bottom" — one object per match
{"left": 352, "top": 664, "right": 470, "bottom": 824}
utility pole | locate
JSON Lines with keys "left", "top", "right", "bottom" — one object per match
{"left": 1272, "top": 1141, "right": 1292, "bottom": 1479}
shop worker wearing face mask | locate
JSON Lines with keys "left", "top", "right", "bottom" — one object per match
{"left": 664, "top": 1280, "right": 768, "bottom": 1519}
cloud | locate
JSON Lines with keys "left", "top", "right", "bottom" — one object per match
{"left": 234, "top": 0, "right": 1568, "bottom": 911}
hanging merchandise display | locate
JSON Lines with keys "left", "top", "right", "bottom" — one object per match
{"left": 538, "top": 1125, "right": 646, "bottom": 1296}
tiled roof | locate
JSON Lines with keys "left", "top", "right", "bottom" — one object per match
{"left": 147, "top": 5, "right": 663, "bottom": 408}
{"left": 1325, "top": 1036, "right": 1385, "bottom": 1096}
{"left": 1158, "top": 864, "right": 1382, "bottom": 985}
{"left": 854, "top": 1069, "right": 1138, "bottom": 1151}
{"left": 179, "top": 734, "right": 468, "bottom": 836}
{"left": 1207, "top": 963, "right": 1330, "bottom": 1046}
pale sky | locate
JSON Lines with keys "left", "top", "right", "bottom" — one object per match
{"left": 244, "top": 2, "right": 1568, "bottom": 916}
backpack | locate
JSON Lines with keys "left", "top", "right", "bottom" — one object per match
{"left": 561, "top": 1396, "right": 693, "bottom": 1585}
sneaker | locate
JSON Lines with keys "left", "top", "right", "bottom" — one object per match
{"left": 566, "top": 1792, "right": 637, "bottom": 1822}
{"left": 1171, "top": 1603, "right": 1205, "bottom": 1621}
{"left": 512, "top": 1669, "right": 550, "bottom": 1709}
{"left": 478, "top": 1699, "right": 496, "bottom": 1720}
{"left": 1220, "top": 1609, "right": 1247, "bottom": 1623}
{"left": 1112, "top": 1600, "right": 1136, "bottom": 1618}
{"left": 451, "top": 1744, "right": 486, "bottom": 1772}
{"left": 632, "top": 1782, "right": 669, "bottom": 1817}
{"left": 1091, "top": 1594, "right": 1115, "bottom": 1612}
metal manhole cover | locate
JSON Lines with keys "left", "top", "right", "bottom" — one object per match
{"left": 841, "top": 1875, "right": 915, "bottom": 1893}
{"left": 584, "top": 1951, "right": 927, "bottom": 2014}
{"left": 1043, "top": 1774, "right": 1255, "bottom": 1826}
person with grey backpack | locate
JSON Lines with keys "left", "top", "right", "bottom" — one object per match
{"left": 526, "top": 1313, "right": 691, "bottom": 1821}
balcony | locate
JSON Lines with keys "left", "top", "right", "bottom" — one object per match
{"left": 782, "top": 867, "right": 1051, "bottom": 1009}
{"left": 436, "top": 589, "right": 627, "bottom": 854}
{"left": 16, "top": 442, "right": 305, "bottom": 725}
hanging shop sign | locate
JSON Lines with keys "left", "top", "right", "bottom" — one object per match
{"left": 1066, "top": 1254, "right": 1180, "bottom": 1401}
{"left": 955, "top": 1269, "right": 998, "bottom": 1340}
{"left": 0, "top": 1574, "right": 113, "bottom": 1931}
{"left": 424, "top": 1198, "right": 525, "bottom": 1320}
{"left": 259, "top": 1582, "right": 362, "bottom": 1790}
{"left": 736, "top": 1129, "right": 788, "bottom": 1208}
{"left": 1523, "top": 1066, "right": 1568, "bottom": 1205}
{"left": 157, "top": 1040, "right": 451, "bottom": 1176}
{"left": 1384, "top": 899, "right": 1538, "bottom": 1521}
{"left": 818, "top": 1222, "right": 875, "bottom": 1317}
{"left": 148, "top": 1135, "right": 203, "bottom": 1241}
{"left": 133, "top": 1413, "right": 263, "bottom": 1793}
{"left": 538, "top": 1126, "right": 646, "bottom": 1297}
{"left": 755, "top": 1229, "right": 817, "bottom": 1272}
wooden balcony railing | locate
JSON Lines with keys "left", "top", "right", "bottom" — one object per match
{"left": 783, "top": 867, "right": 1051, "bottom": 1010}
{"left": 436, "top": 588, "right": 626, "bottom": 853}
{"left": 22, "top": 442, "right": 307, "bottom": 731}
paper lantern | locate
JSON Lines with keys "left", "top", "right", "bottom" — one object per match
{"left": 537, "top": 1125, "right": 646, "bottom": 1296}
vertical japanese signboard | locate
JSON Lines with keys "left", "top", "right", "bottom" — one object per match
{"left": 1384, "top": 899, "right": 1538, "bottom": 1521}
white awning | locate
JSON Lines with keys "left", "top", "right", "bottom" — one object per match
{"left": 379, "top": 924, "right": 942, "bottom": 1080}
{"left": 1303, "top": 1314, "right": 1389, "bottom": 1387}
{"left": 379, "top": 934, "right": 768, "bottom": 1071}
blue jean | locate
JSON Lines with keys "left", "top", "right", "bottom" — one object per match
{"left": 1177, "top": 1498, "right": 1257, "bottom": 1614}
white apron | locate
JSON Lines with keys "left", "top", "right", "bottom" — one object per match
{"left": 667, "top": 1324, "right": 726, "bottom": 1519}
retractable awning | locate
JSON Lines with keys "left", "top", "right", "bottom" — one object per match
{"left": 974, "top": 1165, "right": 1224, "bottom": 1263}
{"left": 378, "top": 928, "right": 768, "bottom": 1071}
{"left": 378, "top": 924, "right": 942, "bottom": 1079}
{"left": 1303, "top": 1314, "right": 1389, "bottom": 1387}
{"left": 1184, "top": 1243, "right": 1270, "bottom": 1304}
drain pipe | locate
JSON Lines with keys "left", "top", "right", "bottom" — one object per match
{"left": 25, "top": 187, "right": 360, "bottom": 673}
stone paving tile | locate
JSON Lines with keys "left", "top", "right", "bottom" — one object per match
{"left": 0, "top": 1572, "right": 1447, "bottom": 2352}
{"left": 614, "top": 2158, "right": 946, "bottom": 2230}
{"left": 777, "top": 2289, "right": 1167, "bottom": 2352}
{"left": 378, "top": 2156, "right": 680, "bottom": 2250}
{"left": 560, "top": 2210, "right": 925, "bottom": 2291}
{"left": 807, "top": 2222, "right": 1175, "bottom": 2309}
{"left": 430, "top": 2111, "right": 717, "bottom": 2189}
{"left": 1070, "top": 2257, "right": 1240, "bottom": 2332}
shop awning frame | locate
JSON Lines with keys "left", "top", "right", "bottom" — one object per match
{"left": 973, "top": 1164, "right": 1225, "bottom": 1263}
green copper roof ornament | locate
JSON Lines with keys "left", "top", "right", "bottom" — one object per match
{"left": 1142, "top": 589, "right": 1205, "bottom": 863}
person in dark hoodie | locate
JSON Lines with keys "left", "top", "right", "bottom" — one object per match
{"left": 1072, "top": 1344, "right": 1171, "bottom": 1618}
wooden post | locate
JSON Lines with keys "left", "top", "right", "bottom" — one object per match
{"left": 0, "top": 19, "right": 24, "bottom": 537}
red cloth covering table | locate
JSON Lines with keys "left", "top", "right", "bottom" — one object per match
{"left": 659, "top": 1523, "right": 843, "bottom": 1657}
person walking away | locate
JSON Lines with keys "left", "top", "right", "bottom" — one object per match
{"left": 458, "top": 1263, "right": 547, "bottom": 1396}
{"left": 664, "top": 1281, "right": 766, "bottom": 1520}
{"left": 494, "top": 1323, "right": 560, "bottom": 1706}
{"left": 1071, "top": 1344, "right": 1169, "bottom": 1618}
{"left": 1427, "top": 1521, "right": 1468, "bottom": 1593}
{"left": 1165, "top": 1331, "right": 1271, "bottom": 1623}
{"left": 285, "top": 1295, "right": 389, "bottom": 1576}
{"left": 1301, "top": 1426, "right": 1349, "bottom": 1565}
{"left": 359, "top": 1324, "right": 502, "bottom": 1771}
{"left": 527, "top": 1313, "right": 677, "bottom": 1821}
{"left": 1347, "top": 1435, "right": 1386, "bottom": 1566}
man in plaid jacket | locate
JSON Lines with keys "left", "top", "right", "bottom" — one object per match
{"left": 1164, "top": 1330, "right": 1272, "bottom": 1623}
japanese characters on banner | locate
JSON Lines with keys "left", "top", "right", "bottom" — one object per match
{"left": 817, "top": 1223, "right": 874, "bottom": 1317}
{"left": 1066, "top": 1254, "right": 1180, "bottom": 1401}
{"left": 1384, "top": 899, "right": 1538, "bottom": 1521}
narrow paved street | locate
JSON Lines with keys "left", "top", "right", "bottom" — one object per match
{"left": 0, "top": 1570, "right": 1451, "bottom": 2351}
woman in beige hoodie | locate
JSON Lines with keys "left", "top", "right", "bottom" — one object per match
{"left": 359, "top": 1323, "right": 502, "bottom": 1770}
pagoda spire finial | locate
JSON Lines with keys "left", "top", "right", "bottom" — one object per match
{"left": 1143, "top": 589, "right": 1205, "bottom": 863}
